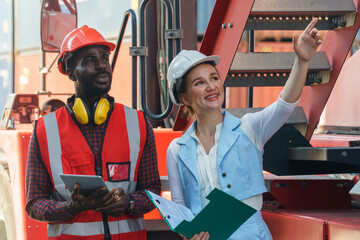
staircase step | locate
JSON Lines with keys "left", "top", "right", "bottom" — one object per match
{"left": 226, "top": 52, "right": 331, "bottom": 87}
{"left": 288, "top": 146, "right": 360, "bottom": 165}
{"left": 246, "top": 0, "right": 356, "bottom": 30}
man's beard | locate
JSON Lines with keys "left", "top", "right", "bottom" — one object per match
{"left": 79, "top": 71, "right": 112, "bottom": 96}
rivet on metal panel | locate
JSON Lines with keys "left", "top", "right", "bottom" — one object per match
{"left": 228, "top": 22, "right": 233, "bottom": 28}
{"left": 22, "top": 135, "right": 25, "bottom": 138}
{"left": 28, "top": 226, "right": 31, "bottom": 228}
{"left": 341, "top": 151, "right": 348, "bottom": 157}
{"left": 222, "top": 23, "right": 227, "bottom": 29}
{"left": 289, "top": 139, "right": 292, "bottom": 143}
{"left": 36, "top": 226, "right": 39, "bottom": 228}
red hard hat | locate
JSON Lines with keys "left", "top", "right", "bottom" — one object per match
{"left": 57, "top": 25, "right": 116, "bottom": 75}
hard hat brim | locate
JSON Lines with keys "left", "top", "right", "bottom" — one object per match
{"left": 175, "top": 55, "right": 220, "bottom": 81}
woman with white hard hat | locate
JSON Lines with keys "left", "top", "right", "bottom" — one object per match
{"left": 166, "top": 18, "right": 322, "bottom": 240}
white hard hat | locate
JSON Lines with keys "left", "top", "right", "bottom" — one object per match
{"left": 167, "top": 50, "right": 220, "bottom": 105}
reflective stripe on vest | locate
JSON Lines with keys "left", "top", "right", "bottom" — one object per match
{"left": 106, "top": 181, "right": 137, "bottom": 194}
{"left": 43, "top": 112, "right": 70, "bottom": 200}
{"left": 124, "top": 106, "right": 140, "bottom": 181}
{"left": 48, "top": 218, "right": 145, "bottom": 237}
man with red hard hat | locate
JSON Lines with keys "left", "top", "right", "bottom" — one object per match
{"left": 25, "top": 25, "right": 161, "bottom": 239}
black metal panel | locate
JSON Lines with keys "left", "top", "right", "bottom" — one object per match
{"left": 263, "top": 125, "right": 360, "bottom": 175}
{"left": 225, "top": 73, "right": 325, "bottom": 87}
{"left": 225, "top": 74, "right": 289, "bottom": 87}
{"left": 245, "top": 0, "right": 356, "bottom": 30}
{"left": 251, "top": 0, "right": 355, "bottom": 13}
{"left": 246, "top": 19, "right": 335, "bottom": 30}
{"left": 225, "top": 72, "right": 324, "bottom": 87}
{"left": 225, "top": 52, "right": 330, "bottom": 87}
{"left": 289, "top": 146, "right": 360, "bottom": 165}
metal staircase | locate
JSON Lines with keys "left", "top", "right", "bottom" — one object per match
{"left": 173, "top": 0, "right": 360, "bottom": 176}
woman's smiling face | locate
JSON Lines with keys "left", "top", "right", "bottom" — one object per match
{"left": 179, "top": 63, "right": 224, "bottom": 116}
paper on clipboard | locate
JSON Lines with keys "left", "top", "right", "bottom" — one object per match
{"left": 146, "top": 190, "right": 195, "bottom": 229}
{"left": 146, "top": 188, "right": 257, "bottom": 240}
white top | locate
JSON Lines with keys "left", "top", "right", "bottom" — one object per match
{"left": 167, "top": 95, "right": 298, "bottom": 210}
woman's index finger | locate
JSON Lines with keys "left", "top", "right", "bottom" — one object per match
{"left": 304, "top": 18, "right": 319, "bottom": 34}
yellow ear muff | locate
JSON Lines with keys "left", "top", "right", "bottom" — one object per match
{"left": 72, "top": 98, "right": 90, "bottom": 124}
{"left": 93, "top": 98, "right": 110, "bottom": 125}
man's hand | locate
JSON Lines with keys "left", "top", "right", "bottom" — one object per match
{"left": 95, "top": 187, "right": 131, "bottom": 218}
{"left": 66, "top": 184, "right": 116, "bottom": 215}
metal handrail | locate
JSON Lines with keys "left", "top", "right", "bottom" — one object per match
{"left": 111, "top": 9, "right": 138, "bottom": 109}
{"left": 139, "top": 0, "right": 175, "bottom": 120}
{"left": 173, "top": 0, "right": 181, "bottom": 54}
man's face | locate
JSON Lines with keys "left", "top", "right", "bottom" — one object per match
{"left": 69, "top": 46, "right": 112, "bottom": 98}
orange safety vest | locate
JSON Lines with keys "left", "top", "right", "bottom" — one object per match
{"left": 36, "top": 103, "right": 147, "bottom": 240}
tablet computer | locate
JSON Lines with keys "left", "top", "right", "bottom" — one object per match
{"left": 60, "top": 174, "right": 109, "bottom": 196}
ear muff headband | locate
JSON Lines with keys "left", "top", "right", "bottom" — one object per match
{"left": 72, "top": 98, "right": 110, "bottom": 125}
{"left": 93, "top": 98, "right": 110, "bottom": 125}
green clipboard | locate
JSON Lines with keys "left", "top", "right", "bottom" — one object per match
{"left": 146, "top": 188, "right": 257, "bottom": 240}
